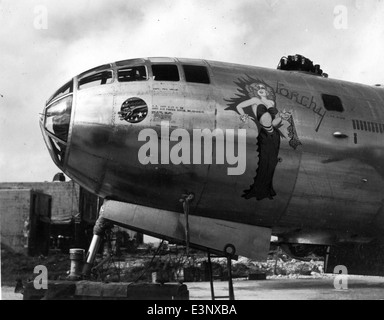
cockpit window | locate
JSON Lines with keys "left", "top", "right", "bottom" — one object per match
{"left": 49, "top": 137, "right": 67, "bottom": 165}
{"left": 78, "top": 70, "right": 113, "bottom": 90}
{"left": 45, "top": 96, "right": 72, "bottom": 142}
{"left": 152, "top": 64, "right": 180, "bottom": 81}
{"left": 182, "top": 65, "right": 210, "bottom": 84}
{"left": 77, "top": 64, "right": 111, "bottom": 78}
{"left": 47, "top": 80, "right": 73, "bottom": 104}
{"left": 118, "top": 66, "right": 147, "bottom": 82}
{"left": 322, "top": 94, "right": 344, "bottom": 112}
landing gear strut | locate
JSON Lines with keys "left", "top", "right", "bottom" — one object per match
{"left": 82, "top": 216, "right": 113, "bottom": 277}
{"left": 179, "top": 193, "right": 194, "bottom": 256}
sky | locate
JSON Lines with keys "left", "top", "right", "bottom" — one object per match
{"left": 0, "top": 0, "right": 383, "bottom": 182}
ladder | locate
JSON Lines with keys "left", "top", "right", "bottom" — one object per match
{"left": 207, "top": 250, "right": 236, "bottom": 300}
{"left": 180, "top": 192, "right": 235, "bottom": 300}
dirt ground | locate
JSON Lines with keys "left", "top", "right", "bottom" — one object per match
{"left": 187, "top": 275, "right": 384, "bottom": 300}
{"left": 1, "top": 246, "right": 71, "bottom": 287}
{"left": 1, "top": 245, "right": 324, "bottom": 283}
{"left": 3, "top": 275, "right": 384, "bottom": 300}
{"left": 1, "top": 287, "right": 23, "bottom": 300}
{"left": 1, "top": 243, "right": 326, "bottom": 300}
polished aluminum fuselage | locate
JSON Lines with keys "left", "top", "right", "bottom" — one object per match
{"left": 41, "top": 58, "right": 384, "bottom": 245}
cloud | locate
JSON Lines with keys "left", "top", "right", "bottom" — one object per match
{"left": 38, "top": 0, "right": 147, "bottom": 44}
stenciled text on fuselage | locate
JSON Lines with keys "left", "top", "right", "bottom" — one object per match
{"left": 138, "top": 121, "right": 247, "bottom": 175}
